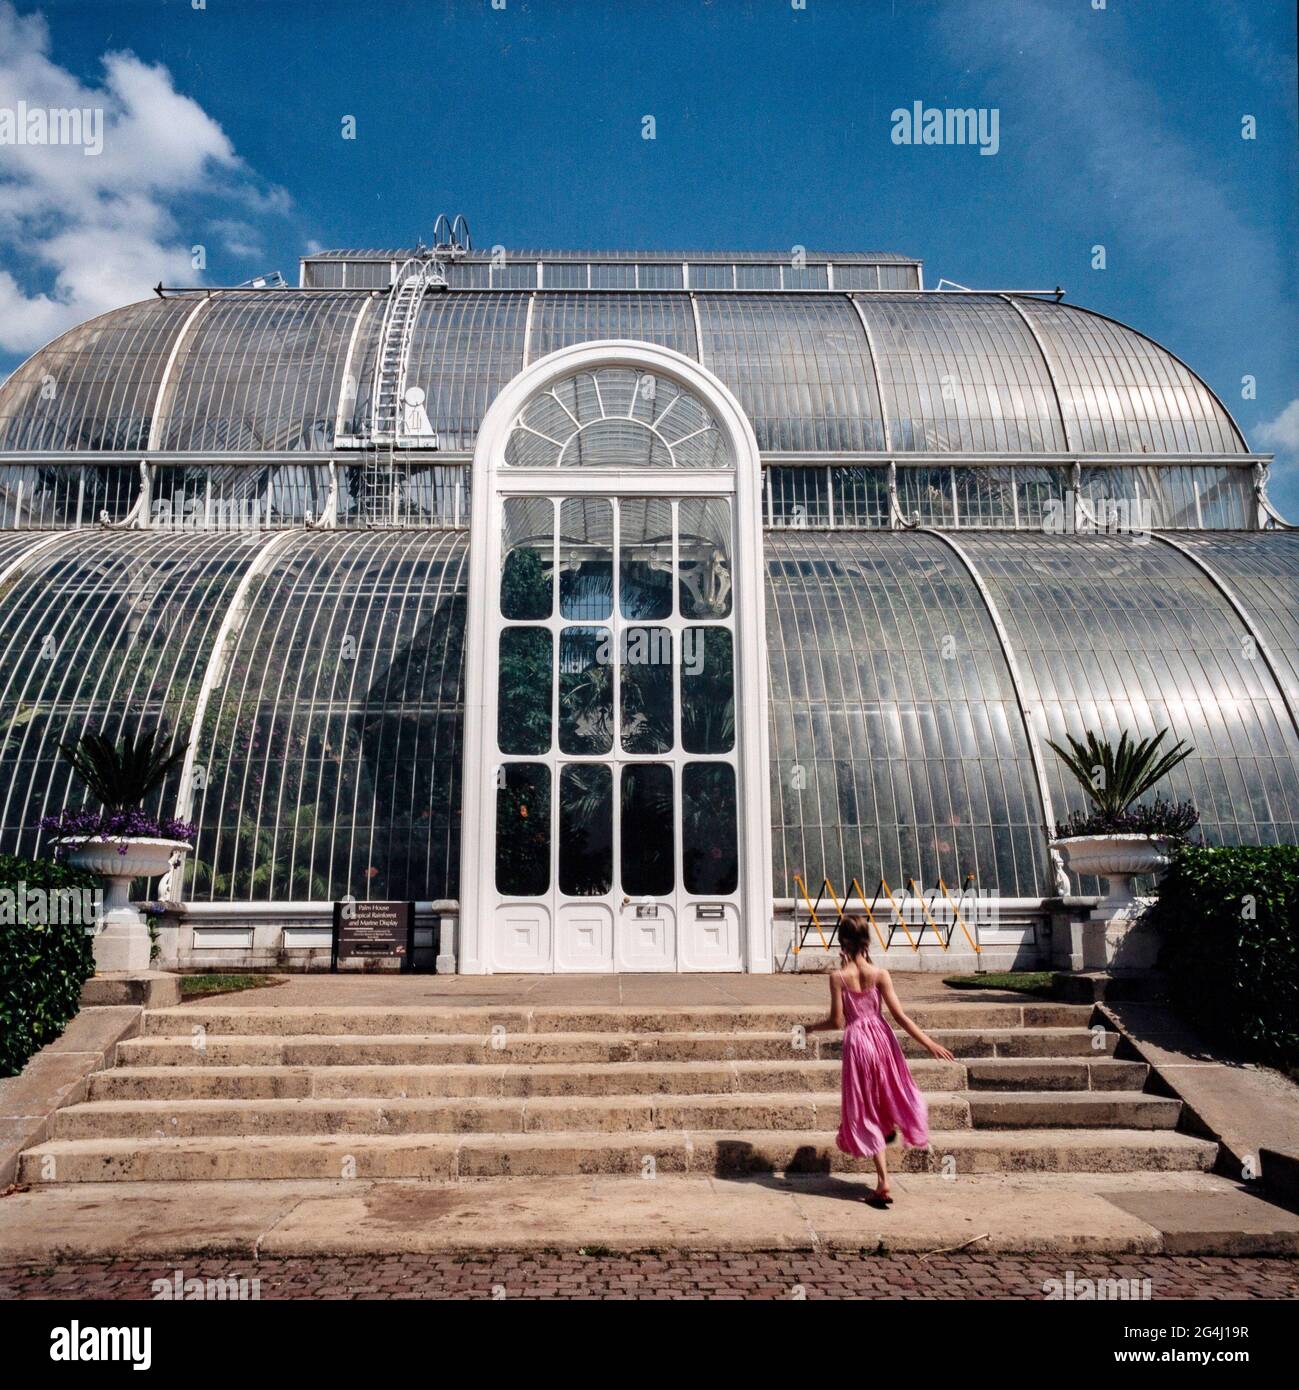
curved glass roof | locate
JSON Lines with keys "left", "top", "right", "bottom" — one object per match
{"left": 1175, "top": 533, "right": 1299, "bottom": 712}
{"left": 765, "top": 531, "right": 1048, "bottom": 898}
{"left": 0, "top": 290, "right": 1246, "bottom": 456}
{"left": 959, "top": 533, "right": 1299, "bottom": 854}
{"left": 1, "top": 529, "right": 1296, "bottom": 903}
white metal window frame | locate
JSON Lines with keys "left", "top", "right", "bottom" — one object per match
{"left": 459, "top": 340, "right": 773, "bottom": 973}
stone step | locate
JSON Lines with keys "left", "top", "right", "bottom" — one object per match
{"left": 142, "top": 1002, "right": 1096, "bottom": 1037}
{"left": 19, "top": 1127, "right": 1218, "bottom": 1183}
{"left": 966, "top": 1092, "right": 1180, "bottom": 1130}
{"left": 47, "top": 1092, "right": 960, "bottom": 1139}
{"left": 115, "top": 1027, "right": 1119, "bottom": 1067}
{"left": 50, "top": 1089, "right": 1176, "bottom": 1142}
{"left": 89, "top": 1056, "right": 1148, "bottom": 1102}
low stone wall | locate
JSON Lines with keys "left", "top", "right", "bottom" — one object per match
{"left": 154, "top": 902, "right": 457, "bottom": 975}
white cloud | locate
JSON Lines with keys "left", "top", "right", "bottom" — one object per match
{"left": 1256, "top": 399, "right": 1299, "bottom": 456}
{"left": 0, "top": 1, "right": 290, "bottom": 354}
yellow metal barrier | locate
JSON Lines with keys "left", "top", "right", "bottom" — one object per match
{"left": 790, "top": 872, "right": 982, "bottom": 957}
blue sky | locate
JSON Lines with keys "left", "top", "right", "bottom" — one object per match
{"left": 2, "top": 0, "right": 1297, "bottom": 504}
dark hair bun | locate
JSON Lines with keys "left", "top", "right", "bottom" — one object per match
{"left": 837, "top": 914, "right": 872, "bottom": 961}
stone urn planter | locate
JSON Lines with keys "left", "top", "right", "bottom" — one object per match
{"left": 58, "top": 836, "right": 190, "bottom": 973}
{"left": 1051, "top": 833, "right": 1172, "bottom": 971}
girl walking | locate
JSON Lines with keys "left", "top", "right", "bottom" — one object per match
{"left": 803, "top": 915, "right": 955, "bottom": 1206}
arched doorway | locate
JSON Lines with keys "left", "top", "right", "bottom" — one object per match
{"left": 458, "top": 342, "right": 771, "bottom": 972}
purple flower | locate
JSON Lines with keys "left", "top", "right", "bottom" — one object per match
{"left": 38, "top": 807, "right": 198, "bottom": 851}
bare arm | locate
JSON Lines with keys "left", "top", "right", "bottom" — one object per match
{"left": 803, "top": 971, "right": 845, "bottom": 1034}
{"left": 879, "top": 970, "right": 955, "bottom": 1061}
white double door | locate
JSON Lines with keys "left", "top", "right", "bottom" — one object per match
{"left": 490, "top": 486, "right": 744, "bottom": 973}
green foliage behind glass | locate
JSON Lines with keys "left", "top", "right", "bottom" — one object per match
{"left": 0, "top": 853, "right": 98, "bottom": 1076}
{"left": 1150, "top": 845, "right": 1299, "bottom": 1069}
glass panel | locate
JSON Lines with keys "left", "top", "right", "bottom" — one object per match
{"left": 559, "top": 626, "right": 613, "bottom": 755}
{"left": 783, "top": 264, "right": 828, "bottom": 289}
{"left": 621, "top": 626, "right": 673, "bottom": 754}
{"left": 496, "top": 763, "right": 550, "bottom": 896}
{"left": 959, "top": 532, "right": 1299, "bottom": 888}
{"left": 501, "top": 497, "right": 553, "bottom": 619}
{"left": 682, "top": 627, "right": 734, "bottom": 754}
{"left": 506, "top": 368, "right": 730, "bottom": 469}
{"left": 1179, "top": 534, "right": 1299, "bottom": 711}
{"left": 590, "top": 264, "right": 637, "bottom": 288}
{"left": 637, "top": 264, "right": 684, "bottom": 289}
{"left": 347, "top": 262, "right": 393, "bottom": 289}
{"left": 832, "top": 466, "right": 889, "bottom": 527}
{"left": 619, "top": 498, "right": 673, "bottom": 619}
{"left": 178, "top": 531, "right": 469, "bottom": 904}
{"left": 397, "top": 293, "right": 528, "bottom": 450}
{"left": 896, "top": 467, "right": 956, "bottom": 526}
{"left": 678, "top": 498, "right": 732, "bottom": 618}
{"left": 856, "top": 294, "right": 1065, "bottom": 453}
{"left": 1016, "top": 466, "right": 1068, "bottom": 528}
{"left": 832, "top": 265, "right": 880, "bottom": 290}
{"left": 559, "top": 497, "right": 612, "bottom": 619}
{"left": 621, "top": 763, "right": 674, "bottom": 896}
{"left": 763, "top": 531, "right": 1048, "bottom": 900}
{"left": 562, "top": 417, "right": 673, "bottom": 469}
{"left": 879, "top": 265, "right": 920, "bottom": 289}
{"left": 559, "top": 763, "right": 613, "bottom": 896}
{"left": 497, "top": 627, "right": 552, "bottom": 754}
{"left": 688, "top": 263, "right": 734, "bottom": 289}
{"left": 530, "top": 294, "right": 697, "bottom": 359}
{"left": 0, "top": 297, "right": 196, "bottom": 451}
{"left": 159, "top": 294, "right": 360, "bottom": 450}
{"left": 1016, "top": 298, "right": 1244, "bottom": 454}
{"left": 683, "top": 763, "right": 738, "bottom": 894}
{"left": 735, "top": 264, "right": 781, "bottom": 288}
{"left": 694, "top": 296, "right": 885, "bottom": 451}
{"left": 490, "top": 264, "right": 538, "bottom": 288}
{"left": 543, "top": 263, "right": 588, "bottom": 288}
{"left": 767, "top": 467, "right": 828, "bottom": 527}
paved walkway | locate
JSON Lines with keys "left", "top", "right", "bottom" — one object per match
{"left": 5, "top": 1173, "right": 1297, "bottom": 1260}
{"left": 2, "top": 1251, "right": 1295, "bottom": 1300}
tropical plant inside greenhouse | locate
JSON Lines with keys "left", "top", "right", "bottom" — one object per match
{"left": 1048, "top": 728, "right": 1199, "bottom": 840}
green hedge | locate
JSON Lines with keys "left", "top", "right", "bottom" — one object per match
{"left": 1151, "top": 845, "right": 1299, "bottom": 1069}
{"left": 0, "top": 853, "right": 99, "bottom": 1077}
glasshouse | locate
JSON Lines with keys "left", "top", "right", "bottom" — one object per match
{"left": 1, "top": 233, "right": 1296, "bottom": 973}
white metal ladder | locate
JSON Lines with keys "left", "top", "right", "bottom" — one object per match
{"left": 370, "top": 257, "right": 438, "bottom": 445}
{"left": 362, "top": 257, "right": 445, "bottom": 523}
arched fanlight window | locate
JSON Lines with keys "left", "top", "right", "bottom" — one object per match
{"left": 503, "top": 367, "right": 732, "bottom": 469}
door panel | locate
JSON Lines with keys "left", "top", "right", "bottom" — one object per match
{"left": 680, "top": 901, "right": 741, "bottom": 971}
{"left": 616, "top": 899, "right": 676, "bottom": 972}
{"left": 495, "top": 903, "right": 552, "bottom": 972}
{"left": 556, "top": 902, "right": 614, "bottom": 971}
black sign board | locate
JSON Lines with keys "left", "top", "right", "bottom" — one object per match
{"left": 331, "top": 900, "right": 415, "bottom": 969}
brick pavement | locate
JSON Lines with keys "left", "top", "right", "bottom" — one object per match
{"left": 1, "top": 1253, "right": 1296, "bottom": 1300}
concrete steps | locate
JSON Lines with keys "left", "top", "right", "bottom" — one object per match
{"left": 113, "top": 1027, "right": 1118, "bottom": 1067}
{"left": 87, "top": 1056, "right": 1148, "bottom": 1101}
{"left": 140, "top": 1003, "right": 1097, "bottom": 1036}
{"left": 48, "top": 1089, "right": 1179, "bottom": 1141}
{"left": 18, "top": 997, "right": 1211, "bottom": 1185}
{"left": 19, "top": 1127, "right": 1215, "bottom": 1183}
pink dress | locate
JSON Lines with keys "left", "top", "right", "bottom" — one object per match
{"left": 836, "top": 984, "right": 930, "bottom": 1157}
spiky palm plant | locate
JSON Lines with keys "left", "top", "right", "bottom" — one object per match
{"left": 58, "top": 728, "right": 188, "bottom": 814}
{"left": 1047, "top": 728, "right": 1193, "bottom": 826}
